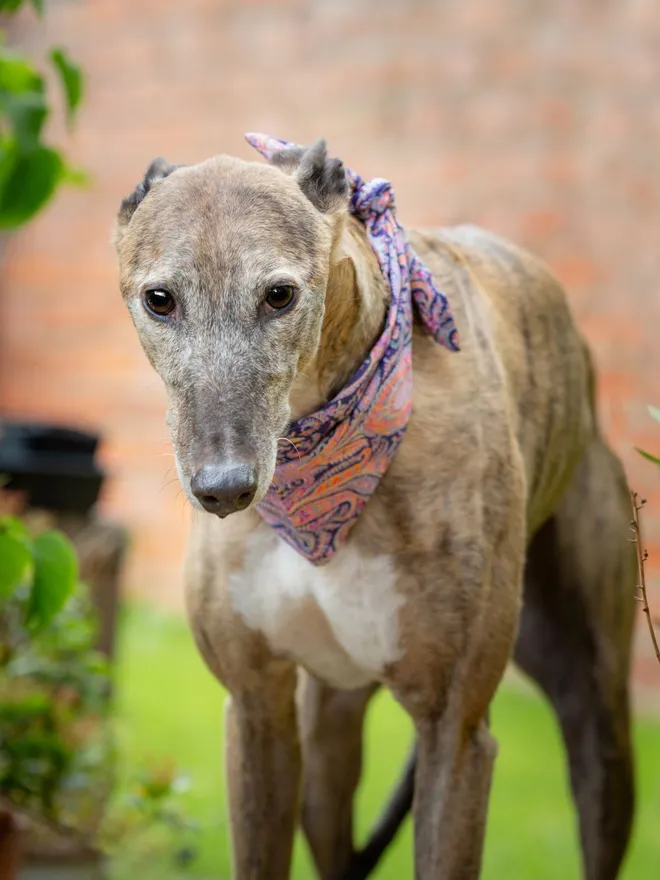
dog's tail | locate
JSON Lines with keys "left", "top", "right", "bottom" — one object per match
{"left": 340, "top": 743, "right": 417, "bottom": 880}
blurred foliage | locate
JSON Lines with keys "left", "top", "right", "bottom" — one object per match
{"left": 0, "top": 514, "right": 78, "bottom": 638}
{"left": 0, "top": 512, "right": 198, "bottom": 866}
{"left": 0, "top": 0, "right": 94, "bottom": 850}
{"left": 0, "top": 1, "right": 196, "bottom": 869}
{"left": 0, "top": 1, "right": 199, "bottom": 872}
{"left": 0, "top": 0, "right": 84, "bottom": 230}
{"left": 636, "top": 406, "right": 660, "bottom": 467}
{"left": 102, "top": 763, "right": 199, "bottom": 872}
{"left": 0, "top": 526, "right": 107, "bottom": 826}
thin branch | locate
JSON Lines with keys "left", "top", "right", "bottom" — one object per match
{"left": 630, "top": 491, "right": 660, "bottom": 666}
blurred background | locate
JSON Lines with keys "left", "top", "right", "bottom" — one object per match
{"left": 0, "top": 1, "right": 658, "bottom": 878}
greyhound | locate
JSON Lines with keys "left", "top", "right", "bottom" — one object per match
{"left": 114, "top": 135, "right": 636, "bottom": 880}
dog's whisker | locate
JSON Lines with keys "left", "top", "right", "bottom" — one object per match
{"left": 278, "top": 436, "right": 302, "bottom": 460}
{"left": 158, "top": 479, "right": 181, "bottom": 496}
{"left": 294, "top": 369, "right": 315, "bottom": 381}
{"left": 160, "top": 465, "right": 177, "bottom": 484}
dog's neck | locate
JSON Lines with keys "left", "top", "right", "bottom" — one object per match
{"left": 289, "top": 215, "right": 389, "bottom": 419}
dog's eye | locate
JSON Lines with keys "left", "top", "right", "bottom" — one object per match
{"left": 144, "top": 289, "right": 176, "bottom": 318}
{"left": 265, "top": 284, "right": 296, "bottom": 312}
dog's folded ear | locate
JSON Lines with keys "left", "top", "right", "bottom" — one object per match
{"left": 271, "top": 139, "right": 348, "bottom": 215}
{"left": 115, "top": 157, "right": 183, "bottom": 245}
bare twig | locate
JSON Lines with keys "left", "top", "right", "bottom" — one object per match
{"left": 630, "top": 491, "right": 660, "bottom": 666}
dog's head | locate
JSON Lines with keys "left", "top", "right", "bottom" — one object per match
{"left": 114, "top": 141, "right": 348, "bottom": 517}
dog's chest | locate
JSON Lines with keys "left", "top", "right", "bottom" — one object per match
{"left": 228, "top": 528, "right": 405, "bottom": 689}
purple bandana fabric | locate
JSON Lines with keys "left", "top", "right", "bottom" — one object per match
{"left": 246, "top": 133, "right": 460, "bottom": 564}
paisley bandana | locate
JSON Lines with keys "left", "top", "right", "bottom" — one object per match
{"left": 246, "top": 133, "right": 460, "bottom": 564}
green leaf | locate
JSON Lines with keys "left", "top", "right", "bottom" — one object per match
{"left": 0, "top": 89, "right": 48, "bottom": 147}
{"left": 25, "top": 530, "right": 78, "bottom": 633}
{"left": 0, "top": 50, "right": 44, "bottom": 94}
{"left": 0, "top": 140, "right": 64, "bottom": 229}
{"left": 0, "top": 0, "right": 44, "bottom": 15}
{"left": 0, "top": 137, "right": 18, "bottom": 195}
{"left": 49, "top": 47, "right": 83, "bottom": 124}
{"left": 1, "top": 515, "right": 31, "bottom": 543}
{"left": 0, "top": 1, "right": 28, "bottom": 15}
{"left": 635, "top": 447, "right": 660, "bottom": 467}
{"left": 61, "top": 162, "right": 90, "bottom": 187}
{"left": 648, "top": 405, "right": 660, "bottom": 423}
{"left": 0, "top": 531, "right": 32, "bottom": 599}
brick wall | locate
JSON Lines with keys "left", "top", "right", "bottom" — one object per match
{"left": 1, "top": 0, "right": 659, "bottom": 693}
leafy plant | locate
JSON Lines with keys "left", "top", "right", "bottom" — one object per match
{"left": 102, "top": 764, "right": 199, "bottom": 872}
{"left": 0, "top": 514, "right": 107, "bottom": 826}
{"left": 0, "top": 2, "right": 197, "bottom": 873}
{"left": 0, "top": 0, "right": 90, "bottom": 849}
{"left": 635, "top": 405, "right": 660, "bottom": 466}
{"left": 0, "top": 0, "right": 84, "bottom": 229}
{"left": 0, "top": 515, "right": 77, "bottom": 635}
{"left": 0, "top": 513, "right": 198, "bottom": 868}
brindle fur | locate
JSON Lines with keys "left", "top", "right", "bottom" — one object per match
{"left": 115, "top": 142, "right": 635, "bottom": 880}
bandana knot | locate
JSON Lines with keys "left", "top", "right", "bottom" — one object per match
{"left": 351, "top": 177, "right": 395, "bottom": 221}
{"left": 244, "top": 133, "right": 461, "bottom": 564}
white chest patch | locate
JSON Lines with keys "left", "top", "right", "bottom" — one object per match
{"left": 228, "top": 528, "right": 405, "bottom": 689}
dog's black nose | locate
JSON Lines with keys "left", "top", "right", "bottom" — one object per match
{"left": 191, "top": 463, "right": 258, "bottom": 517}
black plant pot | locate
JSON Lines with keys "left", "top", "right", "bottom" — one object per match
{"left": 0, "top": 420, "right": 105, "bottom": 514}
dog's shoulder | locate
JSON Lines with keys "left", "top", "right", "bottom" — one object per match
{"left": 409, "top": 223, "right": 565, "bottom": 310}
{"left": 408, "top": 222, "right": 584, "bottom": 375}
{"left": 405, "top": 223, "right": 594, "bottom": 534}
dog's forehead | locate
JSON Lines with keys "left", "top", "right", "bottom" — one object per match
{"left": 122, "top": 155, "right": 328, "bottom": 280}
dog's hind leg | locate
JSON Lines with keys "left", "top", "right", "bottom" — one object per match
{"left": 299, "top": 675, "right": 378, "bottom": 880}
{"left": 514, "top": 436, "right": 636, "bottom": 880}
{"left": 341, "top": 742, "right": 416, "bottom": 880}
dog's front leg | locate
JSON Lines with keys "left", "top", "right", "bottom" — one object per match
{"left": 188, "top": 595, "right": 300, "bottom": 880}
{"left": 224, "top": 661, "right": 301, "bottom": 879}
{"left": 389, "top": 547, "right": 521, "bottom": 878}
{"left": 412, "top": 704, "right": 496, "bottom": 879}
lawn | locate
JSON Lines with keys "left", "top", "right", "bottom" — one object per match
{"left": 110, "top": 605, "right": 660, "bottom": 879}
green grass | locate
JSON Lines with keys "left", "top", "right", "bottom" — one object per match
{"left": 110, "top": 605, "right": 660, "bottom": 879}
